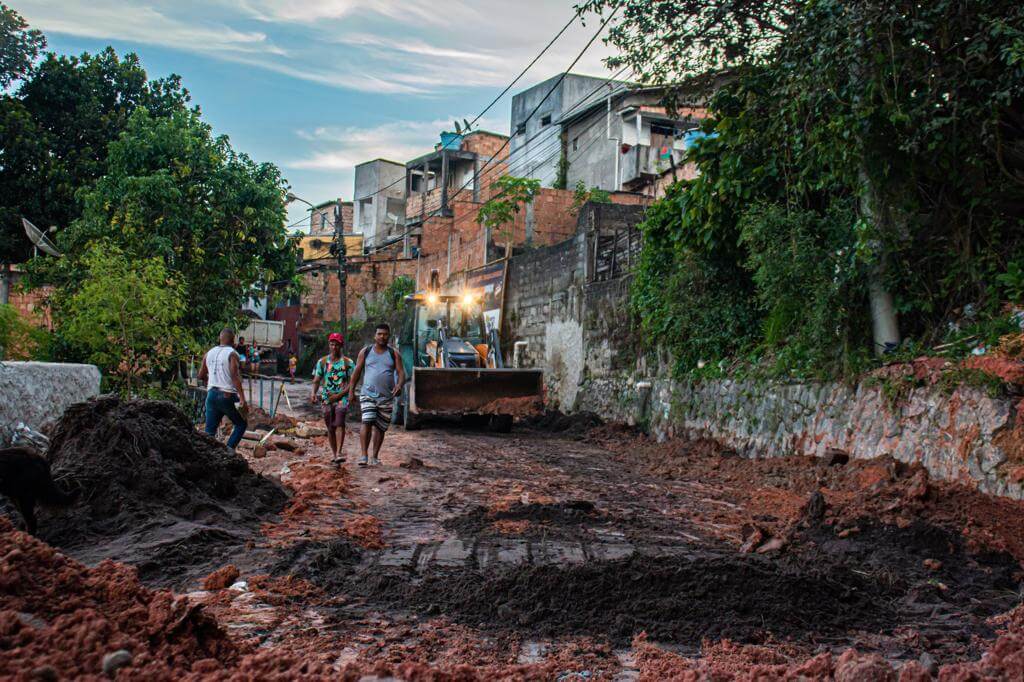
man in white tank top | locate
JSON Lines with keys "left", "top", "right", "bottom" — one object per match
{"left": 198, "top": 328, "right": 249, "bottom": 451}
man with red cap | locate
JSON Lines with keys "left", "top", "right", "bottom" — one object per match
{"left": 310, "top": 332, "right": 355, "bottom": 465}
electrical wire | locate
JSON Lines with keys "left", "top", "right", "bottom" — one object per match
{"left": 365, "top": 16, "right": 629, "bottom": 255}
{"left": 319, "top": 7, "right": 587, "bottom": 211}
{"left": 379, "top": 67, "right": 635, "bottom": 249}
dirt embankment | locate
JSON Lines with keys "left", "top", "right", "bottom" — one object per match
{"left": 37, "top": 396, "right": 288, "bottom": 585}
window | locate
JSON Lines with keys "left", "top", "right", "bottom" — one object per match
{"left": 319, "top": 213, "right": 327, "bottom": 229}
{"left": 516, "top": 122, "right": 527, "bottom": 135}
{"left": 540, "top": 115, "right": 551, "bottom": 126}
{"left": 572, "top": 136, "right": 579, "bottom": 152}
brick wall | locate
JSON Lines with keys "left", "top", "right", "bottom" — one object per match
{"left": 5, "top": 271, "right": 52, "bottom": 329}
{"left": 298, "top": 256, "right": 418, "bottom": 330}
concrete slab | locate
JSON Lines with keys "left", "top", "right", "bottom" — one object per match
{"left": 0, "top": 361, "right": 101, "bottom": 438}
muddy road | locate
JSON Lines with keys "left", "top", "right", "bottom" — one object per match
{"left": 209, "top": 418, "right": 1024, "bottom": 677}
{"left": 4, "top": 405, "right": 1024, "bottom": 678}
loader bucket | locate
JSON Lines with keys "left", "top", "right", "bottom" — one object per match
{"left": 409, "top": 367, "right": 544, "bottom": 416}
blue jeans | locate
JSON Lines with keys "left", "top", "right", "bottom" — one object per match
{"left": 204, "top": 388, "right": 247, "bottom": 449}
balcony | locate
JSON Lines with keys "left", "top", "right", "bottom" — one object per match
{"left": 620, "top": 144, "right": 686, "bottom": 188}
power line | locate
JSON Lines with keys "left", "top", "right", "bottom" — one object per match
{"left": 332, "top": 8, "right": 586, "bottom": 210}
{"left": 383, "top": 69, "right": 634, "bottom": 249}
{"left": 365, "top": 19, "right": 627, "bottom": 255}
{"left": 441, "top": 5, "right": 621, "bottom": 209}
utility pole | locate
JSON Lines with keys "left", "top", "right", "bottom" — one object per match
{"left": 333, "top": 203, "right": 348, "bottom": 342}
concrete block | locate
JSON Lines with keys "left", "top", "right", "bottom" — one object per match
{"left": 0, "top": 361, "right": 101, "bottom": 436}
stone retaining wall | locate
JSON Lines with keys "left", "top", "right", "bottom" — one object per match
{"left": 0, "top": 362, "right": 101, "bottom": 437}
{"left": 577, "top": 372, "right": 1024, "bottom": 500}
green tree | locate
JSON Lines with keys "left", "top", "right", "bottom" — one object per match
{"left": 570, "top": 180, "right": 611, "bottom": 213}
{"left": 0, "top": 3, "right": 44, "bottom": 88}
{"left": 35, "top": 108, "right": 297, "bottom": 341}
{"left": 0, "top": 303, "right": 48, "bottom": 360}
{"left": 587, "top": 0, "right": 1024, "bottom": 375}
{"left": 1, "top": 44, "right": 190, "bottom": 269}
{"left": 60, "top": 244, "right": 189, "bottom": 396}
{"left": 477, "top": 175, "right": 542, "bottom": 245}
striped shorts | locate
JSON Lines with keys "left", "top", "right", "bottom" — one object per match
{"left": 359, "top": 395, "right": 394, "bottom": 431}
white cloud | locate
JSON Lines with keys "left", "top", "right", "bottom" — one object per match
{"left": 20, "top": 0, "right": 619, "bottom": 95}
{"left": 287, "top": 115, "right": 505, "bottom": 170}
{"left": 19, "top": 2, "right": 285, "bottom": 58}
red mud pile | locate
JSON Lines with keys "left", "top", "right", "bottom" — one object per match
{"left": 35, "top": 396, "right": 287, "bottom": 583}
{"left": 0, "top": 517, "right": 348, "bottom": 679}
{"left": 632, "top": 607, "right": 1024, "bottom": 680}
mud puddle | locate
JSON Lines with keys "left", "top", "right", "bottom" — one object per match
{"left": 444, "top": 500, "right": 606, "bottom": 540}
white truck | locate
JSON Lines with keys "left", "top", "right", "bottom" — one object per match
{"left": 240, "top": 319, "right": 285, "bottom": 348}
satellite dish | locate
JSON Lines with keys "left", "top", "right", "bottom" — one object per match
{"left": 22, "top": 218, "right": 62, "bottom": 257}
{"left": 453, "top": 120, "right": 462, "bottom": 134}
{"left": 463, "top": 118, "right": 472, "bottom": 132}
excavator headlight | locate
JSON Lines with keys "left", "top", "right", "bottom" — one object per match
{"left": 461, "top": 293, "right": 476, "bottom": 308}
{"left": 426, "top": 293, "right": 440, "bottom": 306}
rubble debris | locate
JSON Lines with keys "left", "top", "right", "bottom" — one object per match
{"left": 801, "top": 489, "right": 827, "bottom": 526}
{"left": 399, "top": 456, "right": 426, "bottom": 469}
{"left": 202, "top": 565, "right": 241, "bottom": 591}
{"left": 245, "top": 407, "right": 298, "bottom": 432}
{"left": 294, "top": 422, "right": 328, "bottom": 438}
{"left": 0, "top": 517, "right": 240, "bottom": 677}
{"left": 35, "top": 396, "right": 287, "bottom": 584}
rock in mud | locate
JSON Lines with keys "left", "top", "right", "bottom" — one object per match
{"left": 101, "top": 650, "right": 132, "bottom": 677}
{"left": 294, "top": 423, "right": 327, "bottom": 438}
{"left": 203, "top": 565, "right": 241, "bottom": 591}
{"left": 803, "top": 490, "right": 827, "bottom": 526}
{"left": 826, "top": 448, "right": 850, "bottom": 466}
{"left": 30, "top": 666, "right": 58, "bottom": 681}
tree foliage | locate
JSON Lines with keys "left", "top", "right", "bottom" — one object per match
{"left": 586, "top": 0, "right": 1024, "bottom": 377}
{"left": 477, "top": 176, "right": 542, "bottom": 239}
{"left": 32, "top": 108, "right": 297, "bottom": 340}
{"left": 0, "top": 3, "right": 44, "bottom": 88}
{"left": 59, "top": 244, "right": 189, "bottom": 396}
{"left": 0, "top": 303, "right": 47, "bottom": 360}
{"left": 1, "top": 44, "right": 190, "bottom": 265}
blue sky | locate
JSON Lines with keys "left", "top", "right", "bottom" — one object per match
{"left": 16, "top": 1, "right": 619, "bottom": 228}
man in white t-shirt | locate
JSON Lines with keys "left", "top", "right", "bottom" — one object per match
{"left": 197, "top": 328, "right": 249, "bottom": 451}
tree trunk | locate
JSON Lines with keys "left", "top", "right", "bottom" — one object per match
{"left": 859, "top": 168, "right": 901, "bottom": 355}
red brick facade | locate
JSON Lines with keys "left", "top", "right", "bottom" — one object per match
{"left": 288, "top": 255, "right": 418, "bottom": 335}
{"left": 4, "top": 270, "right": 52, "bottom": 329}
{"left": 413, "top": 188, "right": 651, "bottom": 290}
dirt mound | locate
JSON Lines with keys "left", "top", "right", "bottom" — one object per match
{"left": 36, "top": 396, "right": 287, "bottom": 585}
{"left": 245, "top": 406, "right": 298, "bottom": 431}
{"left": 0, "top": 517, "right": 240, "bottom": 677}
{"left": 445, "top": 500, "right": 603, "bottom": 539}
{"left": 521, "top": 410, "right": 604, "bottom": 437}
{"left": 366, "top": 551, "right": 896, "bottom": 645}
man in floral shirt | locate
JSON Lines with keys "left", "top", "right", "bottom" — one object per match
{"left": 310, "top": 332, "right": 355, "bottom": 465}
